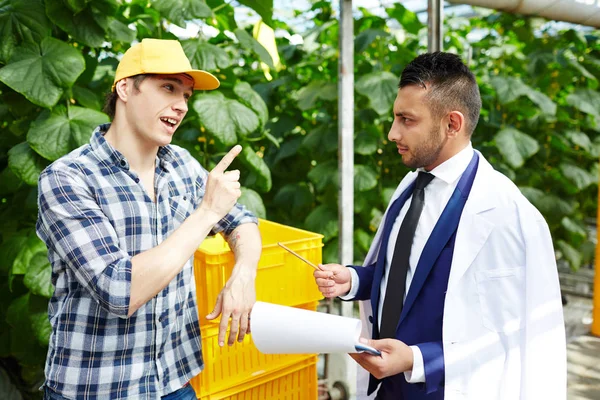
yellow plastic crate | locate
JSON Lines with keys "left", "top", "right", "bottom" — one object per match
{"left": 194, "top": 219, "right": 323, "bottom": 326}
{"left": 191, "top": 302, "right": 318, "bottom": 398}
{"left": 195, "top": 355, "right": 318, "bottom": 400}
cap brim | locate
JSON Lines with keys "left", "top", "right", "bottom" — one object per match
{"left": 186, "top": 70, "right": 220, "bottom": 90}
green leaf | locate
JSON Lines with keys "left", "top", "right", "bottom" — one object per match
{"left": 355, "top": 131, "right": 379, "bottom": 155}
{"left": 0, "top": 0, "right": 52, "bottom": 64}
{"left": 556, "top": 240, "right": 582, "bottom": 270}
{"left": 7, "top": 142, "right": 48, "bottom": 186}
{"left": 273, "top": 136, "right": 302, "bottom": 165}
{"left": 356, "top": 71, "right": 398, "bottom": 116}
{"left": 355, "top": 29, "right": 388, "bottom": 53}
{"left": 234, "top": 82, "right": 269, "bottom": 128}
{"left": 24, "top": 253, "right": 53, "bottom": 298}
{"left": 273, "top": 183, "right": 314, "bottom": 213}
{"left": 294, "top": 82, "right": 337, "bottom": 110}
{"left": 308, "top": 160, "right": 338, "bottom": 192}
{"left": 240, "top": 146, "right": 272, "bottom": 192}
{"left": 305, "top": 205, "right": 338, "bottom": 239}
{"left": 565, "top": 130, "right": 594, "bottom": 154}
{"left": 567, "top": 89, "right": 600, "bottom": 118}
{"left": 238, "top": 187, "right": 266, "bottom": 219}
{"left": 237, "top": 0, "right": 273, "bottom": 26}
{"left": 561, "top": 216, "right": 587, "bottom": 238}
{"left": 12, "top": 235, "right": 46, "bottom": 277}
{"left": 27, "top": 106, "right": 109, "bottom": 161}
{"left": 46, "top": 0, "right": 111, "bottom": 47}
{"left": 385, "top": 3, "right": 424, "bottom": 35}
{"left": 0, "top": 38, "right": 85, "bottom": 108}
{"left": 559, "top": 163, "right": 596, "bottom": 190}
{"left": 235, "top": 28, "right": 274, "bottom": 68}
{"left": 73, "top": 85, "right": 101, "bottom": 110}
{"left": 490, "top": 76, "right": 528, "bottom": 104}
{"left": 525, "top": 90, "right": 556, "bottom": 116}
{"left": 29, "top": 307, "right": 51, "bottom": 347}
{"left": 6, "top": 294, "right": 46, "bottom": 365}
{"left": 354, "top": 165, "right": 378, "bottom": 192}
{"left": 193, "top": 92, "right": 259, "bottom": 146}
{"left": 151, "top": 0, "right": 211, "bottom": 28}
{"left": 65, "top": 0, "right": 88, "bottom": 13}
{"left": 0, "top": 234, "right": 29, "bottom": 276}
{"left": 519, "top": 186, "right": 574, "bottom": 215}
{"left": 0, "top": 167, "right": 24, "bottom": 196}
{"left": 355, "top": 229, "right": 372, "bottom": 253}
{"left": 182, "top": 40, "right": 232, "bottom": 71}
{"left": 494, "top": 128, "right": 539, "bottom": 168}
{"left": 107, "top": 18, "right": 136, "bottom": 43}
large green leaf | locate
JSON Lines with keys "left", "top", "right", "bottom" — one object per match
{"left": 235, "top": 28, "right": 274, "bottom": 68}
{"left": 72, "top": 85, "right": 102, "bottom": 110}
{"left": 304, "top": 205, "right": 338, "bottom": 239}
{"left": 182, "top": 40, "right": 232, "bottom": 71}
{"left": 152, "top": 0, "right": 211, "bottom": 28}
{"left": 355, "top": 131, "right": 379, "bottom": 155}
{"left": 237, "top": 0, "right": 273, "bottom": 26}
{"left": 356, "top": 71, "right": 398, "bottom": 116}
{"left": 561, "top": 216, "right": 587, "bottom": 238}
{"left": 307, "top": 160, "right": 338, "bottom": 192}
{"left": 234, "top": 82, "right": 269, "bottom": 128}
{"left": 28, "top": 294, "right": 52, "bottom": 347}
{"left": 7, "top": 142, "right": 48, "bottom": 186}
{"left": 240, "top": 146, "right": 272, "bottom": 192}
{"left": 0, "top": 38, "right": 85, "bottom": 108}
{"left": 354, "top": 165, "right": 378, "bottom": 192}
{"left": 556, "top": 240, "right": 582, "bottom": 270}
{"left": 525, "top": 90, "right": 556, "bottom": 116}
{"left": 494, "top": 128, "right": 539, "bottom": 168}
{"left": 193, "top": 92, "right": 259, "bottom": 146}
{"left": 519, "top": 186, "right": 574, "bottom": 215}
{"left": 0, "top": 0, "right": 51, "bottom": 64}
{"left": 559, "top": 163, "right": 596, "bottom": 190}
{"left": 107, "top": 18, "right": 136, "bottom": 43}
{"left": 355, "top": 29, "right": 388, "bottom": 53}
{"left": 27, "top": 106, "right": 109, "bottom": 161}
{"left": 273, "top": 183, "right": 314, "bottom": 213}
{"left": 12, "top": 235, "right": 46, "bottom": 277}
{"left": 6, "top": 294, "right": 46, "bottom": 365}
{"left": 46, "top": 0, "right": 114, "bottom": 47}
{"left": 566, "top": 89, "right": 600, "bottom": 118}
{"left": 385, "top": 3, "right": 424, "bottom": 35}
{"left": 490, "top": 76, "right": 528, "bottom": 104}
{"left": 238, "top": 187, "right": 266, "bottom": 219}
{"left": 24, "top": 253, "right": 53, "bottom": 298}
{"left": 294, "top": 82, "right": 337, "bottom": 110}
{"left": 565, "top": 130, "right": 594, "bottom": 154}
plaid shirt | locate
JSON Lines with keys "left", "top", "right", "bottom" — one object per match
{"left": 36, "top": 124, "right": 257, "bottom": 399}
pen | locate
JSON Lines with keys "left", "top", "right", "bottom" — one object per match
{"left": 277, "top": 242, "right": 322, "bottom": 271}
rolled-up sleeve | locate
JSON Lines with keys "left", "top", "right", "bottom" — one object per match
{"left": 37, "top": 167, "right": 132, "bottom": 318}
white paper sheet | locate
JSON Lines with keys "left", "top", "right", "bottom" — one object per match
{"left": 251, "top": 301, "right": 375, "bottom": 354}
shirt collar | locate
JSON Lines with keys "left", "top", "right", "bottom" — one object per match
{"left": 90, "top": 123, "right": 175, "bottom": 170}
{"left": 419, "top": 142, "right": 474, "bottom": 185}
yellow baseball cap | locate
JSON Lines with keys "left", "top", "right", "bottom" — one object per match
{"left": 112, "top": 38, "right": 220, "bottom": 91}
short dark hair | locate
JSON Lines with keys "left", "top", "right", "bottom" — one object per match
{"left": 103, "top": 74, "right": 150, "bottom": 119}
{"left": 399, "top": 52, "right": 481, "bottom": 136}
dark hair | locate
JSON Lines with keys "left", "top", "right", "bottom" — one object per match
{"left": 399, "top": 52, "right": 481, "bottom": 136}
{"left": 103, "top": 74, "right": 150, "bottom": 120}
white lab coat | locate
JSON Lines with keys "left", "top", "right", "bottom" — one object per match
{"left": 356, "top": 151, "right": 566, "bottom": 400}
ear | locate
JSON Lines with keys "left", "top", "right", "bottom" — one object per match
{"left": 446, "top": 111, "right": 465, "bottom": 138}
{"left": 115, "top": 79, "right": 130, "bottom": 103}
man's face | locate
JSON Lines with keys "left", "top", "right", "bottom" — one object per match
{"left": 124, "top": 74, "right": 194, "bottom": 148}
{"left": 387, "top": 85, "right": 447, "bottom": 170}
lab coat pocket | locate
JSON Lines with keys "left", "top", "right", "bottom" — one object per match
{"left": 476, "top": 267, "right": 525, "bottom": 333}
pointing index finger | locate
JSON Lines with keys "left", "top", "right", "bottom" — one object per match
{"left": 212, "top": 145, "right": 242, "bottom": 174}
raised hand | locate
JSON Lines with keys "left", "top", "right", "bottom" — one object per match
{"left": 199, "top": 145, "right": 242, "bottom": 220}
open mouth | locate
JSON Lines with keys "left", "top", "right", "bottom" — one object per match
{"left": 160, "top": 117, "right": 178, "bottom": 129}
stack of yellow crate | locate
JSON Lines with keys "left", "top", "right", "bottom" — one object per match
{"left": 191, "top": 219, "right": 324, "bottom": 399}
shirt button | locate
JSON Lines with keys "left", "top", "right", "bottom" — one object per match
{"left": 120, "top": 159, "right": 126, "bottom": 167}
{"left": 183, "top": 196, "right": 187, "bottom": 201}
{"left": 135, "top": 178, "right": 139, "bottom": 183}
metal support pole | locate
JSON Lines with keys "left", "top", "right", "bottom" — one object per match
{"left": 428, "top": 0, "right": 444, "bottom": 52}
{"left": 332, "top": 0, "right": 357, "bottom": 398}
{"left": 592, "top": 170, "right": 600, "bottom": 336}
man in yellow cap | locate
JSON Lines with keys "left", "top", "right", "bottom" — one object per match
{"left": 36, "top": 38, "right": 261, "bottom": 400}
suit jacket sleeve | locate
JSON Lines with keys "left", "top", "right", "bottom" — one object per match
{"left": 347, "top": 262, "right": 376, "bottom": 301}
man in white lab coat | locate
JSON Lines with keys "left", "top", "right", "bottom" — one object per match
{"left": 314, "top": 52, "right": 566, "bottom": 399}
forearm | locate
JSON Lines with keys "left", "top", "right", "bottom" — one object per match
{"left": 128, "top": 207, "right": 221, "bottom": 316}
{"left": 226, "top": 222, "right": 261, "bottom": 278}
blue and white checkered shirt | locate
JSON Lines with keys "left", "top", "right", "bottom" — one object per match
{"left": 36, "top": 124, "right": 257, "bottom": 399}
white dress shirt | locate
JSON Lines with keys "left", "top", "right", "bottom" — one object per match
{"left": 343, "top": 143, "right": 474, "bottom": 383}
